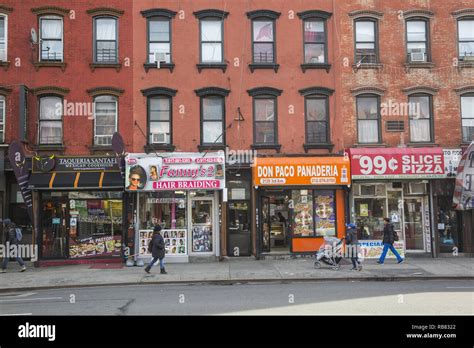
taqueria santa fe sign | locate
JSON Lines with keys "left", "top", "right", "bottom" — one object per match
{"left": 253, "top": 156, "right": 350, "bottom": 186}
{"left": 32, "top": 156, "right": 119, "bottom": 173}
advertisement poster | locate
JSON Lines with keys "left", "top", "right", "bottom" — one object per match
{"left": 360, "top": 204, "right": 369, "bottom": 217}
{"left": 139, "top": 229, "right": 187, "bottom": 256}
{"left": 443, "top": 149, "right": 462, "bottom": 177}
{"left": 359, "top": 240, "right": 405, "bottom": 259}
{"left": 192, "top": 225, "right": 213, "bottom": 252}
{"left": 125, "top": 152, "right": 225, "bottom": 191}
{"left": 350, "top": 147, "right": 445, "bottom": 179}
{"left": 314, "top": 193, "right": 336, "bottom": 236}
{"left": 69, "top": 235, "right": 122, "bottom": 258}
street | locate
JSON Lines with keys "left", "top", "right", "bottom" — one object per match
{"left": 0, "top": 280, "right": 472, "bottom": 315}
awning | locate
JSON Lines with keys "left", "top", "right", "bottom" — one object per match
{"left": 28, "top": 171, "right": 123, "bottom": 190}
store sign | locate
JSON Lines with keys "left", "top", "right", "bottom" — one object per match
{"left": 443, "top": 149, "right": 462, "bottom": 177}
{"left": 358, "top": 240, "right": 405, "bottom": 259}
{"left": 125, "top": 152, "right": 225, "bottom": 191}
{"left": 253, "top": 156, "right": 350, "bottom": 186}
{"left": 69, "top": 236, "right": 122, "bottom": 259}
{"left": 453, "top": 142, "right": 474, "bottom": 210}
{"left": 350, "top": 148, "right": 445, "bottom": 180}
{"left": 32, "top": 156, "right": 119, "bottom": 173}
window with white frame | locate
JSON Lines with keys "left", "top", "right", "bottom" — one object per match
{"left": 40, "top": 16, "right": 63, "bottom": 61}
{"left": 149, "top": 96, "right": 171, "bottom": 145}
{"left": 461, "top": 93, "right": 474, "bottom": 142}
{"left": 0, "top": 96, "right": 5, "bottom": 143}
{"left": 148, "top": 18, "right": 171, "bottom": 64}
{"left": 200, "top": 19, "right": 223, "bottom": 63}
{"left": 357, "top": 95, "right": 380, "bottom": 143}
{"left": 458, "top": 18, "right": 474, "bottom": 60}
{"left": 406, "top": 19, "right": 429, "bottom": 62}
{"left": 0, "top": 15, "right": 7, "bottom": 61}
{"left": 94, "top": 95, "right": 117, "bottom": 146}
{"left": 39, "top": 96, "right": 63, "bottom": 145}
{"left": 94, "top": 17, "right": 118, "bottom": 63}
{"left": 409, "top": 94, "right": 432, "bottom": 143}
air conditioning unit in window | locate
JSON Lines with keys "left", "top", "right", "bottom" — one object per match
{"left": 410, "top": 49, "right": 426, "bottom": 62}
{"left": 153, "top": 52, "right": 168, "bottom": 68}
{"left": 150, "top": 132, "right": 168, "bottom": 144}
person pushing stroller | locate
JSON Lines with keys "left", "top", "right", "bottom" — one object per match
{"left": 345, "top": 223, "right": 362, "bottom": 271}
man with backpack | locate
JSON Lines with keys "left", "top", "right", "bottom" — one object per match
{"left": 346, "top": 223, "right": 362, "bottom": 271}
{"left": 1, "top": 218, "right": 26, "bottom": 273}
{"left": 144, "top": 225, "right": 167, "bottom": 274}
{"left": 377, "top": 218, "right": 404, "bottom": 265}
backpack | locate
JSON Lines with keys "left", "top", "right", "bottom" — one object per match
{"left": 392, "top": 225, "right": 399, "bottom": 242}
{"left": 15, "top": 227, "right": 23, "bottom": 242}
{"left": 147, "top": 238, "right": 153, "bottom": 253}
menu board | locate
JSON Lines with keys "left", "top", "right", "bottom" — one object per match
{"left": 192, "top": 225, "right": 213, "bottom": 252}
{"left": 69, "top": 235, "right": 122, "bottom": 258}
{"left": 139, "top": 229, "right": 187, "bottom": 256}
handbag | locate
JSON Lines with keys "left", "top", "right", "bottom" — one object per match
{"left": 392, "top": 226, "right": 399, "bottom": 242}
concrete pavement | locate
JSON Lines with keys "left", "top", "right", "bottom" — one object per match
{"left": 0, "top": 257, "right": 473, "bottom": 292}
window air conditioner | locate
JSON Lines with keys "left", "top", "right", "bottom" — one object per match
{"left": 410, "top": 49, "right": 426, "bottom": 62}
{"left": 151, "top": 132, "right": 168, "bottom": 144}
{"left": 153, "top": 52, "right": 168, "bottom": 68}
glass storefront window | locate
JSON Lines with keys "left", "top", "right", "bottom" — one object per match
{"left": 354, "top": 197, "right": 385, "bottom": 239}
{"left": 291, "top": 190, "right": 313, "bottom": 236}
{"left": 139, "top": 191, "right": 186, "bottom": 230}
{"left": 314, "top": 190, "right": 336, "bottom": 237}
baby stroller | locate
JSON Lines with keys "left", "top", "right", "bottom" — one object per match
{"left": 314, "top": 236, "right": 344, "bottom": 271}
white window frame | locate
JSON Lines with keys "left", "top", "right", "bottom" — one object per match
{"left": 0, "top": 14, "right": 7, "bottom": 62}
{"left": 200, "top": 19, "right": 223, "bottom": 63}
{"left": 39, "top": 96, "right": 63, "bottom": 145}
{"left": 39, "top": 15, "right": 64, "bottom": 62}
{"left": 0, "top": 96, "right": 5, "bottom": 143}
{"left": 93, "top": 95, "right": 118, "bottom": 146}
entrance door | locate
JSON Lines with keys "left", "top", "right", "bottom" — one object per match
{"left": 227, "top": 200, "right": 251, "bottom": 256}
{"left": 404, "top": 197, "right": 424, "bottom": 250}
{"left": 260, "top": 196, "right": 271, "bottom": 252}
{"left": 41, "top": 194, "right": 69, "bottom": 259}
{"left": 190, "top": 198, "right": 214, "bottom": 254}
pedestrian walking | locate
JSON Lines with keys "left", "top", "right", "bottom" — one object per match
{"left": 377, "top": 218, "right": 404, "bottom": 264}
{"left": 1, "top": 218, "right": 26, "bottom": 273}
{"left": 345, "top": 223, "right": 362, "bottom": 271}
{"left": 145, "top": 225, "right": 167, "bottom": 274}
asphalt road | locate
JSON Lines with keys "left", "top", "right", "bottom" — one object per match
{"left": 0, "top": 280, "right": 472, "bottom": 315}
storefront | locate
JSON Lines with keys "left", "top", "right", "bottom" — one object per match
{"left": 252, "top": 156, "right": 350, "bottom": 256}
{"left": 125, "top": 152, "right": 225, "bottom": 263}
{"left": 27, "top": 156, "right": 124, "bottom": 265}
{"left": 349, "top": 147, "right": 445, "bottom": 257}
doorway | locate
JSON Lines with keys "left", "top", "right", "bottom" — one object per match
{"left": 40, "top": 193, "right": 69, "bottom": 259}
{"left": 259, "top": 191, "right": 290, "bottom": 253}
{"left": 189, "top": 197, "right": 214, "bottom": 254}
{"left": 404, "top": 197, "right": 424, "bottom": 250}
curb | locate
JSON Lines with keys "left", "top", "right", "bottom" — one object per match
{"left": 1, "top": 275, "right": 473, "bottom": 293}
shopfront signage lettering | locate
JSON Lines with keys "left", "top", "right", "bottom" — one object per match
{"left": 33, "top": 156, "right": 119, "bottom": 173}
{"left": 350, "top": 148, "right": 445, "bottom": 179}
{"left": 453, "top": 142, "right": 474, "bottom": 210}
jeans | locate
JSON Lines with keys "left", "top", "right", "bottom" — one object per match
{"left": 2, "top": 256, "right": 25, "bottom": 270}
{"left": 348, "top": 244, "right": 360, "bottom": 268}
{"left": 379, "top": 243, "right": 403, "bottom": 263}
{"left": 148, "top": 257, "right": 165, "bottom": 269}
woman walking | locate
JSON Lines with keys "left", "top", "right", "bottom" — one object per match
{"left": 145, "top": 225, "right": 167, "bottom": 274}
{"left": 377, "top": 218, "right": 404, "bottom": 264}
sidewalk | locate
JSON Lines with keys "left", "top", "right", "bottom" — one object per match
{"left": 0, "top": 257, "right": 473, "bottom": 292}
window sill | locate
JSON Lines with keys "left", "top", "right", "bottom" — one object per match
{"left": 301, "top": 63, "right": 331, "bottom": 73}
{"left": 352, "top": 143, "right": 387, "bottom": 148}
{"left": 145, "top": 144, "right": 176, "bottom": 153}
{"left": 144, "top": 63, "right": 175, "bottom": 72}
{"left": 249, "top": 64, "right": 280, "bottom": 73}
{"left": 33, "top": 62, "right": 67, "bottom": 72}
{"left": 303, "top": 143, "right": 334, "bottom": 152}
{"left": 251, "top": 144, "right": 281, "bottom": 152}
{"left": 196, "top": 63, "right": 228, "bottom": 73}
{"left": 457, "top": 61, "right": 474, "bottom": 69}
{"left": 407, "top": 142, "right": 438, "bottom": 147}
{"left": 90, "top": 63, "right": 122, "bottom": 72}
{"left": 32, "top": 144, "right": 66, "bottom": 152}
{"left": 0, "top": 61, "right": 10, "bottom": 71}
{"left": 197, "top": 144, "right": 227, "bottom": 152}
{"left": 404, "top": 62, "right": 434, "bottom": 71}
{"left": 352, "top": 63, "right": 383, "bottom": 71}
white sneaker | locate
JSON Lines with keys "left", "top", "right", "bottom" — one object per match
{"left": 0, "top": 269, "right": 6, "bottom": 273}
{"left": 20, "top": 266, "right": 26, "bottom": 272}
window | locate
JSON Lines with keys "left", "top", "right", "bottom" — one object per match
{"left": 39, "top": 96, "right": 62, "bottom": 145}
{"left": 0, "top": 15, "right": 7, "bottom": 61}
{"left": 409, "top": 94, "right": 432, "bottom": 143}
{"left": 252, "top": 20, "right": 275, "bottom": 64}
{"left": 94, "top": 17, "right": 118, "bottom": 63}
{"left": 305, "top": 96, "right": 329, "bottom": 143}
{"left": 461, "top": 94, "right": 474, "bottom": 142}
{"left": 148, "top": 18, "right": 171, "bottom": 64}
{"left": 303, "top": 20, "right": 326, "bottom": 64}
{"left": 94, "top": 95, "right": 117, "bottom": 146}
{"left": 355, "top": 19, "right": 378, "bottom": 64}
{"left": 357, "top": 95, "right": 380, "bottom": 143}
{"left": 254, "top": 97, "right": 276, "bottom": 144}
{"left": 458, "top": 18, "right": 474, "bottom": 60}
{"left": 406, "top": 19, "right": 429, "bottom": 62}
{"left": 200, "top": 20, "right": 223, "bottom": 63}
{"left": 39, "top": 16, "right": 63, "bottom": 61}
{"left": 201, "top": 96, "right": 224, "bottom": 145}
{"left": 149, "top": 96, "right": 171, "bottom": 145}
{"left": 0, "top": 95, "right": 4, "bottom": 143}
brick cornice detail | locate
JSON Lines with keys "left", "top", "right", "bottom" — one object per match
{"left": 141, "top": 87, "right": 177, "bottom": 97}
{"left": 298, "top": 87, "right": 334, "bottom": 96}
{"left": 195, "top": 87, "right": 230, "bottom": 97}
{"left": 452, "top": 8, "right": 474, "bottom": 19}
{"left": 402, "top": 86, "right": 439, "bottom": 95}
{"left": 454, "top": 85, "right": 474, "bottom": 95}
{"left": 297, "top": 10, "right": 332, "bottom": 20}
{"left": 0, "top": 5, "right": 13, "bottom": 14}
{"left": 348, "top": 10, "right": 383, "bottom": 20}
{"left": 403, "top": 9, "right": 434, "bottom": 19}
{"left": 87, "top": 87, "right": 124, "bottom": 97}
{"left": 31, "top": 86, "right": 70, "bottom": 96}
{"left": 193, "top": 9, "right": 229, "bottom": 19}
{"left": 0, "top": 86, "right": 12, "bottom": 96}
{"left": 31, "top": 6, "right": 70, "bottom": 16}
{"left": 350, "top": 86, "right": 385, "bottom": 96}
{"left": 246, "top": 10, "right": 281, "bottom": 20}
{"left": 87, "top": 7, "right": 124, "bottom": 17}
{"left": 141, "top": 8, "right": 177, "bottom": 18}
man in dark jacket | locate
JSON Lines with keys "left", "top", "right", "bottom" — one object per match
{"left": 1, "top": 219, "right": 26, "bottom": 273}
{"left": 145, "top": 225, "right": 167, "bottom": 274}
{"left": 377, "top": 218, "right": 404, "bottom": 264}
{"left": 346, "top": 223, "right": 362, "bottom": 271}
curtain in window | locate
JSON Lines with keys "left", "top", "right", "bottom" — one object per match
{"left": 41, "top": 19, "right": 62, "bottom": 39}
{"left": 94, "top": 96, "right": 117, "bottom": 145}
{"left": 96, "top": 19, "right": 116, "bottom": 40}
{"left": 358, "top": 120, "right": 378, "bottom": 143}
{"left": 410, "top": 119, "right": 430, "bottom": 142}
{"left": 0, "top": 17, "right": 5, "bottom": 61}
{"left": 39, "top": 97, "right": 62, "bottom": 144}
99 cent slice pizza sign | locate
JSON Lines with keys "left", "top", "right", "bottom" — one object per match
{"left": 349, "top": 147, "right": 445, "bottom": 180}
